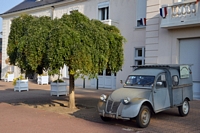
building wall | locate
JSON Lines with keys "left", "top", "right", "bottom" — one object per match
{"left": 145, "top": 0, "right": 200, "bottom": 64}
{"left": 146, "top": 0, "right": 200, "bottom": 99}
{"left": 110, "top": 0, "right": 146, "bottom": 89}
{"left": 145, "top": 0, "right": 175, "bottom": 64}
{"left": 0, "top": 38, "right": 2, "bottom": 79}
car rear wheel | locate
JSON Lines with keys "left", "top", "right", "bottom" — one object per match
{"left": 100, "top": 116, "right": 111, "bottom": 122}
{"left": 136, "top": 105, "right": 151, "bottom": 128}
{"left": 178, "top": 99, "right": 190, "bottom": 117}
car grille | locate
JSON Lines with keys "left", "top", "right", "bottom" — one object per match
{"left": 106, "top": 100, "right": 121, "bottom": 113}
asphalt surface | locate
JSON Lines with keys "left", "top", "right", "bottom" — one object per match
{"left": 0, "top": 80, "right": 200, "bottom": 133}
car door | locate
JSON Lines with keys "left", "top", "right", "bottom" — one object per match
{"left": 153, "top": 73, "right": 171, "bottom": 112}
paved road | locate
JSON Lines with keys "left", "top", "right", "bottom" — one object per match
{"left": 0, "top": 80, "right": 200, "bottom": 133}
{"left": 0, "top": 103, "right": 135, "bottom": 133}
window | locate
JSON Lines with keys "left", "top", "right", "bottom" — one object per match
{"left": 98, "top": 2, "right": 109, "bottom": 20}
{"left": 125, "top": 75, "right": 155, "bottom": 86}
{"left": 134, "top": 47, "right": 145, "bottom": 65}
{"left": 174, "top": 0, "right": 185, "bottom": 3}
{"left": 136, "top": 0, "right": 147, "bottom": 27}
{"left": 68, "top": 7, "right": 79, "bottom": 14}
{"left": 172, "top": 75, "right": 179, "bottom": 86}
{"left": 156, "top": 74, "right": 167, "bottom": 89}
{"left": 98, "top": 71, "right": 103, "bottom": 76}
{"left": 105, "top": 68, "right": 111, "bottom": 76}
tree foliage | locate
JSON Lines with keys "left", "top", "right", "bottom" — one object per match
{"left": 7, "top": 14, "right": 52, "bottom": 74}
{"left": 7, "top": 11, "right": 125, "bottom": 109}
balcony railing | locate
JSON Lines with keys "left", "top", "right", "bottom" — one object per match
{"left": 101, "top": 19, "right": 119, "bottom": 27}
{"left": 160, "top": 0, "right": 200, "bottom": 29}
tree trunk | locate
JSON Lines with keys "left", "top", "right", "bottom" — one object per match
{"left": 68, "top": 71, "right": 76, "bottom": 109}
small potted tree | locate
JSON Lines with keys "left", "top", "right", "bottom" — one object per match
{"left": 13, "top": 75, "right": 29, "bottom": 92}
{"left": 50, "top": 74, "right": 67, "bottom": 97}
{"left": 47, "top": 60, "right": 68, "bottom": 97}
{"left": 4, "top": 71, "right": 14, "bottom": 82}
{"left": 37, "top": 72, "right": 49, "bottom": 85}
{"left": 4, "top": 58, "right": 14, "bottom": 82}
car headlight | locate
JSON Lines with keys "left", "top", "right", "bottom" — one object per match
{"left": 123, "top": 97, "right": 131, "bottom": 104}
{"left": 100, "top": 94, "right": 107, "bottom": 102}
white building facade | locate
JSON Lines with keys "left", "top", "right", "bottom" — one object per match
{"left": 146, "top": 0, "right": 200, "bottom": 99}
{"left": 1, "top": 0, "right": 200, "bottom": 99}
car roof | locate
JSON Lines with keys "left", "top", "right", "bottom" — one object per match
{"left": 130, "top": 68, "right": 165, "bottom": 76}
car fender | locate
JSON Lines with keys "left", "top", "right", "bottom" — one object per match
{"left": 120, "top": 98, "right": 153, "bottom": 118}
{"left": 97, "top": 100, "right": 106, "bottom": 113}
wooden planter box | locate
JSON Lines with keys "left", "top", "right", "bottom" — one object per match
{"left": 14, "top": 79, "right": 29, "bottom": 92}
{"left": 37, "top": 76, "right": 49, "bottom": 85}
{"left": 50, "top": 82, "right": 67, "bottom": 97}
{"left": 4, "top": 73, "right": 14, "bottom": 82}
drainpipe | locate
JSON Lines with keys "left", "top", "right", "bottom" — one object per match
{"left": 96, "top": 78, "right": 98, "bottom": 90}
{"left": 83, "top": 78, "right": 85, "bottom": 88}
{"left": 51, "top": 6, "right": 55, "bottom": 19}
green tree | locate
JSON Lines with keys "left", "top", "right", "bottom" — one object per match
{"left": 7, "top": 12, "right": 125, "bottom": 109}
{"left": 7, "top": 14, "right": 34, "bottom": 73}
{"left": 7, "top": 14, "right": 52, "bottom": 74}
{"left": 57, "top": 11, "right": 125, "bottom": 108}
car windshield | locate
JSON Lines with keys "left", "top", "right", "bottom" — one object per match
{"left": 125, "top": 75, "right": 155, "bottom": 86}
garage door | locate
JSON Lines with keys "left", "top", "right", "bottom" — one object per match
{"left": 180, "top": 38, "right": 200, "bottom": 99}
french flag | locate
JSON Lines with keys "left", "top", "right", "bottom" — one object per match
{"left": 160, "top": 7, "right": 168, "bottom": 18}
{"left": 140, "top": 18, "right": 146, "bottom": 26}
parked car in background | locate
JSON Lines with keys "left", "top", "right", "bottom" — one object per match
{"left": 98, "top": 65, "right": 193, "bottom": 128}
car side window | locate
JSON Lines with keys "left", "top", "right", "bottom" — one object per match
{"left": 172, "top": 75, "right": 179, "bottom": 86}
{"left": 156, "top": 73, "right": 167, "bottom": 89}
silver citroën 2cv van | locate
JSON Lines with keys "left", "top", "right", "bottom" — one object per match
{"left": 98, "top": 65, "right": 193, "bottom": 128}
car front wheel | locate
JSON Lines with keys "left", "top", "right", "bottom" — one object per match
{"left": 178, "top": 99, "right": 190, "bottom": 117}
{"left": 136, "top": 105, "right": 151, "bottom": 128}
{"left": 100, "top": 116, "right": 111, "bottom": 122}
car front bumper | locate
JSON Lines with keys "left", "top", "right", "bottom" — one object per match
{"left": 99, "top": 110, "right": 131, "bottom": 120}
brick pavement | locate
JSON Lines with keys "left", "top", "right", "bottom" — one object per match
{"left": 0, "top": 80, "right": 200, "bottom": 133}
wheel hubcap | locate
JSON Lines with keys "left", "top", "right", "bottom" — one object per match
{"left": 141, "top": 109, "right": 150, "bottom": 125}
{"left": 183, "top": 101, "right": 189, "bottom": 114}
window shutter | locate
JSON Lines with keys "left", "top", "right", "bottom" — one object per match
{"left": 136, "top": 0, "right": 147, "bottom": 21}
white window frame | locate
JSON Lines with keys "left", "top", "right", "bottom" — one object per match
{"left": 136, "top": 0, "right": 147, "bottom": 28}
{"left": 68, "top": 7, "right": 79, "bottom": 14}
{"left": 98, "top": 1, "right": 109, "bottom": 20}
{"left": 174, "top": 0, "right": 185, "bottom": 3}
{"left": 134, "top": 47, "right": 145, "bottom": 65}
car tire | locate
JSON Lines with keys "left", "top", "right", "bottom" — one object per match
{"left": 136, "top": 105, "right": 151, "bottom": 128}
{"left": 100, "top": 116, "right": 111, "bottom": 122}
{"left": 178, "top": 99, "right": 190, "bottom": 117}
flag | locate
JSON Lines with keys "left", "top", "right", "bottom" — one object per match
{"left": 140, "top": 18, "right": 146, "bottom": 26}
{"left": 160, "top": 7, "right": 168, "bottom": 18}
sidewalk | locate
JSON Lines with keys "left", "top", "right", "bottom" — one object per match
{"left": 0, "top": 80, "right": 200, "bottom": 133}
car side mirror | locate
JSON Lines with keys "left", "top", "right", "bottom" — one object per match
{"left": 156, "top": 82, "right": 163, "bottom": 86}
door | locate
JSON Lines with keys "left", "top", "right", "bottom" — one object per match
{"left": 153, "top": 73, "right": 170, "bottom": 111}
{"left": 98, "top": 69, "right": 113, "bottom": 88}
{"left": 91, "top": 69, "right": 116, "bottom": 89}
{"left": 180, "top": 38, "right": 200, "bottom": 99}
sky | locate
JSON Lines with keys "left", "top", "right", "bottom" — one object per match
{"left": 0, "top": 0, "right": 23, "bottom": 37}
